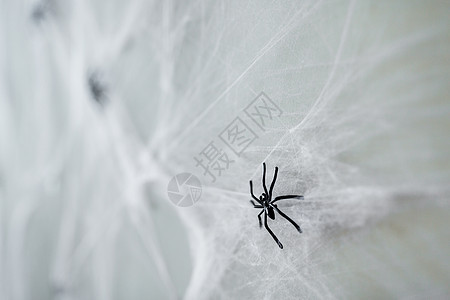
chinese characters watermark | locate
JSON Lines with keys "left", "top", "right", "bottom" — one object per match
{"left": 194, "top": 141, "right": 235, "bottom": 183}
{"left": 219, "top": 117, "right": 258, "bottom": 156}
{"left": 194, "top": 92, "right": 283, "bottom": 183}
{"left": 244, "top": 92, "right": 282, "bottom": 130}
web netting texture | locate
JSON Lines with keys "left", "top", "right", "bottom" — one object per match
{"left": 1, "top": 0, "right": 449, "bottom": 299}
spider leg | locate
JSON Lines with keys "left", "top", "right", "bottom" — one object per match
{"left": 249, "top": 181, "right": 262, "bottom": 204}
{"left": 272, "top": 204, "right": 302, "bottom": 233}
{"left": 269, "top": 166, "right": 278, "bottom": 199}
{"left": 271, "top": 195, "right": 304, "bottom": 204}
{"left": 257, "top": 210, "right": 264, "bottom": 228}
{"left": 264, "top": 210, "right": 283, "bottom": 249}
{"left": 262, "top": 163, "right": 269, "bottom": 196}
{"left": 250, "top": 200, "right": 263, "bottom": 208}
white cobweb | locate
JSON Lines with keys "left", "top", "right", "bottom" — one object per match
{"left": 1, "top": 0, "right": 449, "bottom": 299}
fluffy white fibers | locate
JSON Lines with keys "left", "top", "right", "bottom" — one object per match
{"left": 0, "top": 0, "right": 449, "bottom": 299}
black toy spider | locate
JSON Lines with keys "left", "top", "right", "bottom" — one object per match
{"left": 249, "top": 163, "right": 304, "bottom": 249}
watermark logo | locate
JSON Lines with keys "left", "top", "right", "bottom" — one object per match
{"left": 167, "top": 92, "right": 283, "bottom": 207}
{"left": 167, "top": 173, "right": 202, "bottom": 207}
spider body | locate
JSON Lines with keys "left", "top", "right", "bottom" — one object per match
{"left": 250, "top": 163, "right": 304, "bottom": 249}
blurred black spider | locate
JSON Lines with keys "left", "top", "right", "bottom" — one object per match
{"left": 249, "top": 163, "right": 304, "bottom": 249}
